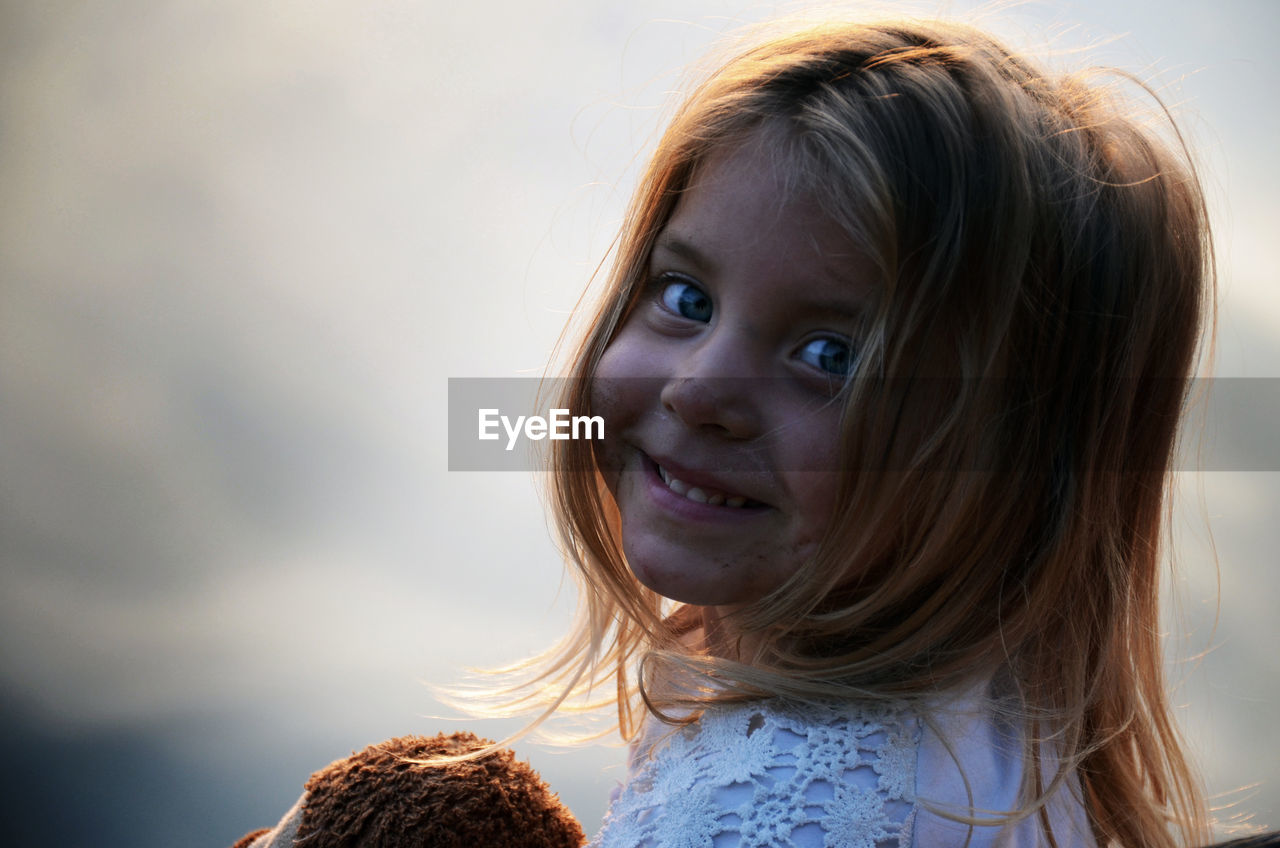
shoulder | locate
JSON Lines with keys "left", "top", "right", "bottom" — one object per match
{"left": 594, "top": 699, "right": 920, "bottom": 848}
{"left": 913, "top": 684, "right": 1096, "bottom": 848}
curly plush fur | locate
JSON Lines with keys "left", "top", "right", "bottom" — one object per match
{"left": 232, "top": 732, "right": 584, "bottom": 848}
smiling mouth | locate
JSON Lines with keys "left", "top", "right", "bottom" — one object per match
{"left": 655, "top": 463, "right": 765, "bottom": 509}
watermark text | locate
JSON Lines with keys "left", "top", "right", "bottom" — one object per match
{"left": 478, "top": 408, "right": 604, "bottom": 451}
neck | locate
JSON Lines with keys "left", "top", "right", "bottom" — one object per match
{"left": 696, "top": 606, "right": 765, "bottom": 663}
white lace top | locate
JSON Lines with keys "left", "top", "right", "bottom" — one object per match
{"left": 590, "top": 688, "right": 1097, "bottom": 848}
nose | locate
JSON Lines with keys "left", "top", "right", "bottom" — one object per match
{"left": 659, "top": 330, "right": 764, "bottom": 439}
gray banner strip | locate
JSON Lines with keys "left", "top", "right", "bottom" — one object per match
{"left": 447, "top": 378, "right": 1280, "bottom": 472}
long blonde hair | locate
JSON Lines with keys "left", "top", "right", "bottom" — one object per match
{"left": 482, "top": 19, "right": 1213, "bottom": 847}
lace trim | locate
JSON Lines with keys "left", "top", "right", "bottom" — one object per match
{"left": 592, "top": 700, "right": 920, "bottom": 848}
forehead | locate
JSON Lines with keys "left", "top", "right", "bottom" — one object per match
{"left": 658, "top": 138, "right": 871, "bottom": 289}
{"left": 677, "top": 137, "right": 816, "bottom": 229}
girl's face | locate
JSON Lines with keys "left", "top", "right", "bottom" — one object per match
{"left": 591, "top": 139, "right": 876, "bottom": 612}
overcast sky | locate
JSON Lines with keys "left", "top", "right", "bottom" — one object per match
{"left": 1, "top": 1, "right": 1276, "bottom": 845}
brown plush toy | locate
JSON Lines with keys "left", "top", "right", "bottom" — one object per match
{"left": 232, "top": 732, "right": 585, "bottom": 848}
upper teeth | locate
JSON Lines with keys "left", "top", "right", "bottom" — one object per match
{"left": 658, "top": 465, "right": 750, "bottom": 508}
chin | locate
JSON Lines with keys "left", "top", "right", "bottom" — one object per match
{"left": 626, "top": 557, "right": 758, "bottom": 609}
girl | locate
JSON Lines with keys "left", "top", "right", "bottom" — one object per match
{"left": 498, "top": 17, "right": 1214, "bottom": 848}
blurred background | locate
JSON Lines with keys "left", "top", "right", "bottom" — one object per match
{"left": 1, "top": 1, "right": 1276, "bottom": 845}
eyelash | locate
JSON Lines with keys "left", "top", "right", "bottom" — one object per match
{"left": 796, "top": 337, "right": 856, "bottom": 377}
{"left": 650, "top": 272, "right": 857, "bottom": 379}
{"left": 656, "top": 273, "right": 712, "bottom": 322}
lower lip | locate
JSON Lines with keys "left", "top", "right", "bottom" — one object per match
{"left": 640, "top": 455, "right": 767, "bottom": 523}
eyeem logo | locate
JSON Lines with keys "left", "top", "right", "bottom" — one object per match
{"left": 450, "top": 379, "right": 599, "bottom": 471}
{"left": 478, "top": 408, "right": 603, "bottom": 451}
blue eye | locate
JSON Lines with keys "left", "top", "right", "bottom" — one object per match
{"left": 660, "top": 278, "right": 713, "bottom": 322}
{"left": 798, "top": 337, "right": 855, "bottom": 376}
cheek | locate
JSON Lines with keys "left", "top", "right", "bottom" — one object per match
{"left": 589, "top": 330, "right": 662, "bottom": 437}
{"left": 588, "top": 333, "right": 629, "bottom": 419}
{"left": 588, "top": 341, "right": 644, "bottom": 488}
{"left": 785, "top": 428, "right": 845, "bottom": 547}
{"left": 588, "top": 385, "right": 623, "bottom": 490}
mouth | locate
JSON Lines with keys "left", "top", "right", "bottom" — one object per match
{"left": 648, "top": 455, "right": 767, "bottom": 509}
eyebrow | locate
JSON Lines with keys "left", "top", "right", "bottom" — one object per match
{"left": 802, "top": 296, "right": 866, "bottom": 323}
{"left": 651, "top": 233, "right": 716, "bottom": 274}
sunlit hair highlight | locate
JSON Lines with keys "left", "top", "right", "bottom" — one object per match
{"left": 467, "top": 18, "right": 1214, "bottom": 848}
